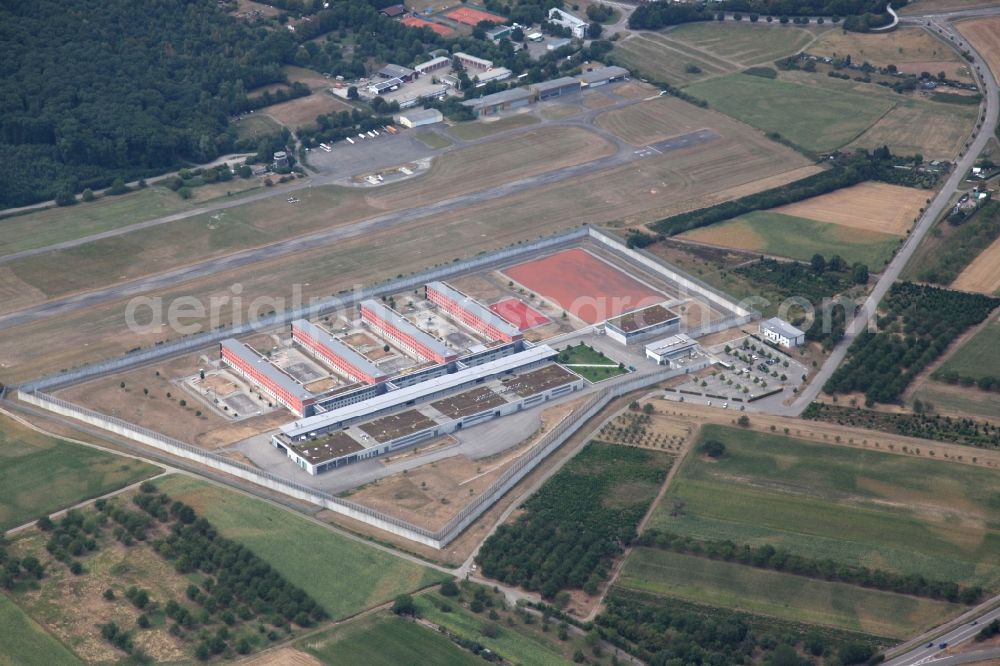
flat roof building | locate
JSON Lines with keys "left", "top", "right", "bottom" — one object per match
{"left": 219, "top": 339, "right": 315, "bottom": 417}
{"left": 604, "top": 303, "right": 681, "bottom": 345}
{"left": 474, "top": 67, "right": 512, "bottom": 85}
{"left": 548, "top": 7, "right": 587, "bottom": 38}
{"left": 546, "top": 37, "right": 572, "bottom": 51}
{"left": 453, "top": 52, "right": 493, "bottom": 71}
{"left": 361, "top": 299, "right": 457, "bottom": 364}
{"left": 645, "top": 333, "right": 698, "bottom": 365}
{"left": 291, "top": 319, "right": 387, "bottom": 385}
{"left": 530, "top": 76, "right": 581, "bottom": 100}
{"left": 760, "top": 317, "right": 805, "bottom": 348}
{"left": 486, "top": 25, "right": 512, "bottom": 41}
{"left": 367, "top": 78, "right": 402, "bottom": 95}
{"left": 577, "top": 66, "right": 629, "bottom": 87}
{"left": 415, "top": 55, "right": 451, "bottom": 75}
{"left": 426, "top": 281, "right": 522, "bottom": 343}
{"left": 461, "top": 87, "right": 532, "bottom": 117}
{"left": 398, "top": 107, "right": 443, "bottom": 128}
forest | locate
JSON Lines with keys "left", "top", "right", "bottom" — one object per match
{"left": 824, "top": 283, "right": 999, "bottom": 404}
{"left": 630, "top": 0, "right": 905, "bottom": 30}
{"left": 475, "top": 443, "right": 672, "bottom": 599}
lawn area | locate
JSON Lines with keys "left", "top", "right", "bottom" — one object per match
{"left": 649, "top": 425, "right": 1000, "bottom": 588}
{"left": 683, "top": 74, "right": 893, "bottom": 153}
{"left": 447, "top": 114, "right": 540, "bottom": 140}
{"left": 414, "top": 131, "right": 454, "bottom": 149}
{"left": 233, "top": 112, "right": 284, "bottom": 141}
{"left": 412, "top": 592, "right": 573, "bottom": 666}
{"left": 0, "top": 188, "right": 191, "bottom": 258}
{"left": 613, "top": 32, "right": 735, "bottom": 85}
{"left": 0, "top": 593, "right": 83, "bottom": 666}
{"left": 0, "top": 414, "right": 161, "bottom": 531}
{"left": 618, "top": 548, "right": 959, "bottom": 639}
{"left": 299, "top": 612, "right": 481, "bottom": 666}
{"left": 155, "top": 475, "right": 449, "bottom": 619}
{"left": 668, "top": 22, "right": 824, "bottom": 67}
{"left": 938, "top": 318, "right": 1000, "bottom": 381}
{"left": 679, "top": 210, "right": 900, "bottom": 268}
{"left": 556, "top": 343, "right": 628, "bottom": 383}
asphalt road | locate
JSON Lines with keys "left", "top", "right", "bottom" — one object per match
{"left": 885, "top": 603, "right": 1000, "bottom": 666}
{"left": 784, "top": 14, "right": 1000, "bottom": 417}
{"left": 0, "top": 125, "right": 719, "bottom": 331}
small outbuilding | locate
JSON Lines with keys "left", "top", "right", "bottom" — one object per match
{"left": 760, "top": 317, "right": 805, "bottom": 348}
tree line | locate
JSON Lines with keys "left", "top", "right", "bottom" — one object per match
{"left": 630, "top": 0, "right": 904, "bottom": 30}
{"left": 804, "top": 402, "right": 1000, "bottom": 449}
{"left": 639, "top": 529, "right": 983, "bottom": 603}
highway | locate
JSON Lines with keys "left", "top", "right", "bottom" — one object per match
{"left": 785, "top": 12, "right": 1000, "bottom": 416}
{"left": 884, "top": 603, "right": 1000, "bottom": 666}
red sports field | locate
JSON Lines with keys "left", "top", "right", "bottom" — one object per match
{"left": 444, "top": 7, "right": 507, "bottom": 26}
{"left": 502, "top": 249, "right": 664, "bottom": 325}
{"left": 401, "top": 16, "right": 455, "bottom": 36}
{"left": 490, "top": 298, "right": 550, "bottom": 330}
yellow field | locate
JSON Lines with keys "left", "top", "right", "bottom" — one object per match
{"left": 952, "top": 234, "right": 1000, "bottom": 294}
{"left": 850, "top": 97, "right": 977, "bottom": 159}
{"left": 593, "top": 97, "right": 715, "bottom": 146}
{"left": 957, "top": 18, "right": 1000, "bottom": 83}
{"left": 775, "top": 182, "right": 926, "bottom": 235}
{"left": 809, "top": 27, "right": 960, "bottom": 66}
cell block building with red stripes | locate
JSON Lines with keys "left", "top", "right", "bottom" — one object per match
{"left": 291, "top": 319, "right": 388, "bottom": 385}
{"left": 425, "top": 281, "right": 522, "bottom": 343}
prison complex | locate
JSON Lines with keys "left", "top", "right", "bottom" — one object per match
{"left": 219, "top": 339, "right": 316, "bottom": 417}
{"left": 360, "top": 299, "right": 458, "bottom": 364}
{"left": 291, "top": 319, "right": 388, "bottom": 385}
{"left": 426, "top": 281, "right": 522, "bottom": 343}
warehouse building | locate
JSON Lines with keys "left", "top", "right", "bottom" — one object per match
{"left": 378, "top": 63, "right": 417, "bottom": 82}
{"left": 760, "top": 317, "right": 805, "bottom": 348}
{"left": 361, "top": 299, "right": 458, "bottom": 364}
{"left": 453, "top": 52, "right": 493, "bottom": 72}
{"left": 645, "top": 334, "right": 698, "bottom": 365}
{"left": 577, "top": 66, "right": 629, "bottom": 87}
{"left": 474, "top": 67, "right": 512, "bottom": 85}
{"left": 291, "top": 319, "right": 387, "bottom": 385}
{"left": 530, "top": 76, "right": 580, "bottom": 100}
{"left": 415, "top": 55, "right": 450, "bottom": 76}
{"left": 398, "top": 108, "right": 443, "bottom": 128}
{"left": 461, "top": 87, "right": 533, "bottom": 117}
{"left": 604, "top": 303, "right": 681, "bottom": 345}
{"left": 425, "top": 281, "right": 522, "bottom": 343}
{"left": 219, "top": 339, "right": 316, "bottom": 417}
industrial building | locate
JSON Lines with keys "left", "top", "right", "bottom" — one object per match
{"left": 548, "top": 7, "right": 587, "bottom": 37}
{"left": 367, "top": 78, "right": 402, "bottom": 95}
{"left": 760, "top": 317, "right": 805, "bottom": 348}
{"left": 219, "top": 339, "right": 316, "bottom": 417}
{"left": 360, "top": 299, "right": 458, "bottom": 364}
{"left": 577, "top": 66, "right": 629, "bottom": 87}
{"left": 604, "top": 303, "right": 681, "bottom": 345}
{"left": 474, "top": 67, "right": 512, "bottom": 85}
{"left": 415, "top": 55, "right": 450, "bottom": 76}
{"left": 486, "top": 25, "right": 512, "bottom": 41}
{"left": 425, "top": 281, "right": 522, "bottom": 343}
{"left": 397, "top": 108, "right": 443, "bottom": 128}
{"left": 530, "top": 76, "right": 581, "bottom": 100}
{"left": 461, "top": 87, "right": 533, "bottom": 117}
{"left": 645, "top": 334, "right": 698, "bottom": 365}
{"left": 546, "top": 37, "right": 572, "bottom": 51}
{"left": 291, "top": 319, "right": 387, "bottom": 385}
{"left": 378, "top": 63, "right": 416, "bottom": 82}
{"left": 453, "top": 52, "right": 493, "bottom": 72}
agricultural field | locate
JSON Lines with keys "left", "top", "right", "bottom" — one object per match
{"left": 902, "top": 0, "right": 998, "bottom": 14}
{"left": 298, "top": 613, "right": 481, "bottom": 666}
{"left": 555, "top": 343, "right": 627, "bottom": 383}
{"left": 679, "top": 210, "right": 900, "bottom": 267}
{"left": 594, "top": 96, "right": 721, "bottom": 146}
{"left": 155, "top": 475, "right": 449, "bottom": 619}
{"left": 612, "top": 32, "right": 737, "bottom": 85}
{"left": 809, "top": 27, "right": 963, "bottom": 66}
{"left": 957, "top": 17, "right": 1000, "bottom": 82}
{"left": 446, "top": 114, "right": 540, "bottom": 140}
{"left": 683, "top": 74, "right": 893, "bottom": 153}
{"left": 911, "top": 380, "right": 1000, "bottom": 421}
{"left": 650, "top": 424, "right": 1000, "bottom": 589}
{"left": 937, "top": 318, "right": 1000, "bottom": 382}
{"left": 667, "top": 21, "right": 826, "bottom": 67}
{"left": 476, "top": 442, "right": 672, "bottom": 599}
{"left": 618, "top": 548, "right": 959, "bottom": 638}
{"left": 953, "top": 234, "right": 1000, "bottom": 294}
{"left": 776, "top": 181, "right": 925, "bottom": 236}
{"left": 0, "top": 104, "right": 816, "bottom": 384}
{"left": 0, "top": 413, "right": 160, "bottom": 531}
{"left": 905, "top": 202, "right": 1000, "bottom": 286}
{"left": 0, "top": 593, "right": 83, "bottom": 666}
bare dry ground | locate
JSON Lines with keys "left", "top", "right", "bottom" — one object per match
{"left": 902, "top": 0, "right": 1000, "bottom": 14}
{"left": 957, "top": 17, "right": 1000, "bottom": 83}
{"left": 952, "top": 234, "right": 1000, "bottom": 294}
{"left": 264, "top": 94, "right": 356, "bottom": 129}
{"left": 896, "top": 60, "right": 972, "bottom": 79}
{"left": 593, "top": 97, "right": 716, "bottom": 146}
{"left": 0, "top": 116, "right": 813, "bottom": 383}
{"left": 809, "top": 27, "right": 962, "bottom": 66}
{"left": 238, "top": 647, "right": 323, "bottom": 666}
{"left": 774, "top": 182, "right": 926, "bottom": 235}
